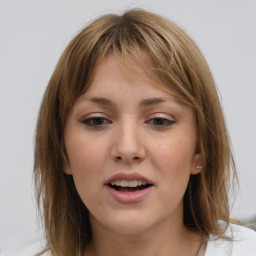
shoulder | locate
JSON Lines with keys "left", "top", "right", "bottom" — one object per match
{"left": 205, "top": 223, "right": 256, "bottom": 256}
{"left": 0, "top": 240, "right": 49, "bottom": 256}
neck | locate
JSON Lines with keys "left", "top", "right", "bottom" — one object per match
{"left": 84, "top": 215, "right": 203, "bottom": 256}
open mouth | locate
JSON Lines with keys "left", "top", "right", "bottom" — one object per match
{"left": 108, "top": 180, "right": 152, "bottom": 192}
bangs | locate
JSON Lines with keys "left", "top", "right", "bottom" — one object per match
{"left": 60, "top": 11, "right": 200, "bottom": 118}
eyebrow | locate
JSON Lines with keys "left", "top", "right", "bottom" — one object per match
{"left": 84, "top": 97, "right": 117, "bottom": 107}
{"left": 139, "top": 97, "right": 167, "bottom": 107}
{"left": 82, "top": 96, "right": 172, "bottom": 107}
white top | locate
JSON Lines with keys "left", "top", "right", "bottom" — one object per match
{"left": 1, "top": 224, "right": 256, "bottom": 256}
{"left": 205, "top": 223, "right": 256, "bottom": 256}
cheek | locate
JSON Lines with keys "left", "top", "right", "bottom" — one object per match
{"left": 151, "top": 137, "right": 194, "bottom": 196}
{"left": 67, "top": 134, "right": 108, "bottom": 173}
{"left": 152, "top": 136, "right": 195, "bottom": 172}
{"left": 66, "top": 134, "right": 112, "bottom": 200}
{"left": 69, "top": 144, "right": 106, "bottom": 209}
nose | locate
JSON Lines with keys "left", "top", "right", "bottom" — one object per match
{"left": 110, "top": 121, "right": 146, "bottom": 164}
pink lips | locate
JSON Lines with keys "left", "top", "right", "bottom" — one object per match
{"left": 104, "top": 172, "right": 154, "bottom": 204}
{"left": 104, "top": 172, "right": 153, "bottom": 185}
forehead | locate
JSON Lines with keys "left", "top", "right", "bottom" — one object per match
{"left": 72, "top": 55, "right": 192, "bottom": 120}
{"left": 93, "top": 54, "right": 153, "bottom": 85}
{"left": 81, "top": 54, "right": 178, "bottom": 101}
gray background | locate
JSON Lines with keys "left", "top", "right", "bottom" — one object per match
{"left": 0, "top": 0, "right": 256, "bottom": 252}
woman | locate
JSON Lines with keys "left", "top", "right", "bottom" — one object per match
{"left": 33, "top": 9, "right": 256, "bottom": 256}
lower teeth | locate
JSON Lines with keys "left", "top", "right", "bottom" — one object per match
{"left": 111, "top": 185, "right": 150, "bottom": 192}
{"left": 118, "top": 187, "right": 140, "bottom": 192}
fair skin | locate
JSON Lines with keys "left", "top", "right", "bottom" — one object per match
{"left": 64, "top": 55, "right": 203, "bottom": 256}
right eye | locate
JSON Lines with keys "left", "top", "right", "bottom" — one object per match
{"left": 81, "top": 117, "right": 111, "bottom": 128}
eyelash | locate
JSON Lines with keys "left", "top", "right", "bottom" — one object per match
{"left": 81, "top": 117, "right": 175, "bottom": 129}
{"left": 81, "top": 117, "right": 111, "bottom": 127}
{"left": 147, "top": 118, "right": 175, "bottom": 127}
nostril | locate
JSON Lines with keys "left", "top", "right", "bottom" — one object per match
{"left": 115, "top": 156, "right": 141, "bottom": 162}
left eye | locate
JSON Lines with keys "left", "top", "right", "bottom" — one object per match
{"left": 148, "top": 118, "right": 175, "bottom": 127}
{"left": 81, "top": 117, "right": 110, "bottom": 127}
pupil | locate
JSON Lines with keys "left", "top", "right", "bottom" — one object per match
{"left": 93, "top": 118, "right": 104, "bottom": 125}
{"left": 154, "top": 118, "right": 165, "bottom": 125}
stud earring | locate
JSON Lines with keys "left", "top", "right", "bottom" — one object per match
{"left": 196, "top": 166, "right": 202, "bottom": 170}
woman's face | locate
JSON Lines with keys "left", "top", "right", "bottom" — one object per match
{"left": 64, "top": 55, "right": 202, "bottom": 235}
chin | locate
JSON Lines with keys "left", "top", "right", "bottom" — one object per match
{"left": 96, "top": 209, "right": 158, "bottom": 236}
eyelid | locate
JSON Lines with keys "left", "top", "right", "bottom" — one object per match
{"left": 79, "top": 112, "right": 111, "bottom": 121}
{"left": 146, "top": 112, "right": 176, "bottom": 120}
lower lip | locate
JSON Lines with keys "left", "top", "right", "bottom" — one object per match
{"left": 105, "top": 185, "right": 153, "bottom": 203}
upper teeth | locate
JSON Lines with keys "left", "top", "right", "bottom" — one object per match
{"left": 110, "top": 179, "right": 147, "bottom": 187}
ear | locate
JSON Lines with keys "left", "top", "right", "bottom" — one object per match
{"left": 190, "top": 153, "right": 203, "bottom": 175}
{"left": 63, "top": 159, "right": 73, "bottom": 175}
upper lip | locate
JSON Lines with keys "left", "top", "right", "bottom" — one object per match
{"left": 104, "top": 172, "right": 153, "bottom": 185}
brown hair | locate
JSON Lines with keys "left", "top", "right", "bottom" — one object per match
{"left": 34, "top": 9, "right": 237, "bottom": 255}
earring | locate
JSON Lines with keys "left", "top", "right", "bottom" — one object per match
{"left": 196, "top": 166, "right": 202, "bottom": 170}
